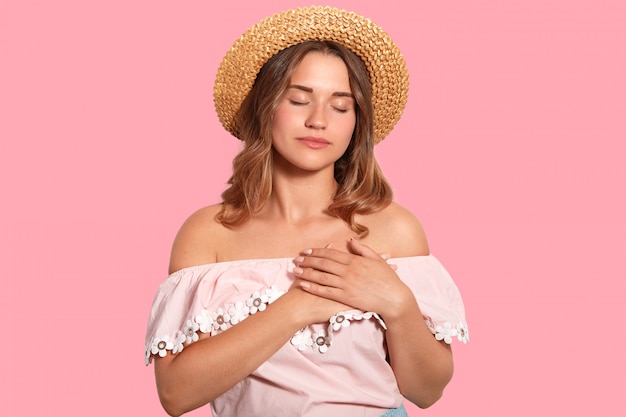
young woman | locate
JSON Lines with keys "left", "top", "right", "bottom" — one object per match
{"left": 145, "top": 6, "right": 468, "bottom": 417}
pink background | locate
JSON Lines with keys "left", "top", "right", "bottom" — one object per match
{"left": 2, "top": 0, "right": 624, "bottom": 415}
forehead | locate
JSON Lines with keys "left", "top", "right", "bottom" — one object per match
{"left": 289, "top": 52, "right": 351, "bottom": 90}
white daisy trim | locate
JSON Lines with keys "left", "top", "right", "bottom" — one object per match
{"left": 145, "top": 287, "right": 469, "bottom": 365}
{"left": 289, "top": 310, "right": 386, "bottom": 354}
{"left": 424, "top": 317, "right": 470, "bottom": 344}
{"left": 145, "top": 286, "right": 286, "bottom": 365}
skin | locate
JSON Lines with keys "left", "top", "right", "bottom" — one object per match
{"left": 155, "top": 53, "right": 453, "bottom": 416}
{"left": 271, "top": 52, "right": 356, "bottom": 175}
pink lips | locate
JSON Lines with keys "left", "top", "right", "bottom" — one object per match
{"left": 297, "top": 136, "right": 330, "bottom": 149}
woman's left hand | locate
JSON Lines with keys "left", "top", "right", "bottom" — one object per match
{"left": 292, "top": 238, "right": 414, "bottom": 319}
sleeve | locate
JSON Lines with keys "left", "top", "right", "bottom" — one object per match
{"left": 143, "top": 267, "right": 207, "bottom": 366}
{"left": 143, "top": 263, "right": 287, "bottom": 365}
{"left": 393, "top": 255, "right": 469, "bottom": 345}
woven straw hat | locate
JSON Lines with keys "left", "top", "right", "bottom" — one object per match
{"left": 213, "top": 5, "right": 409, "bottom": 144}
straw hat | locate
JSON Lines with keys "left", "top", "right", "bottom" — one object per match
{"left": 213, "top": 5, "right": 409, "bottom": 144}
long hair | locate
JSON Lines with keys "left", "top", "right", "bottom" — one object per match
{"left": 217, "top": 41, "right": 393, "bottom": 236}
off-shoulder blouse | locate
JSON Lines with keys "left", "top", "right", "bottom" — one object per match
{"left": 145, "top": 255, "right": 468, "bottom": 417}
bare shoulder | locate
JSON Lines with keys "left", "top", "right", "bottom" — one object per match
{"left": 168, "top": 204, "right": 227, "bottom": 273}
{"left": 361, "top": 202, "right": 430, "bottom": 258}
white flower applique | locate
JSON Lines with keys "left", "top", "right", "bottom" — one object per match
{"left": 172, "top": 331, "right": 186, "bottom": 354}
{"left": 246, "top": 291, "right": 269, "bottom": 314}
{"left": 195, "top": 309, "right": 214, "bottom": 334}
{"left": 151, "top": 336, "right": 173, "bottom": 358}
{"left": 312, "top": 329, "right": 331, "bottom": 353}
{"left": 329, "top": 312, "right": 352, "bottom": 331}
{"left": 183, "top": 319, "right": 200, "bottom": 344}
{"left": 211, "top": 308, "right": 231, "bottom": 334}
{"left": 265, "top": 285, "right": 286, "bottom": 303}
{"left": 354, "top": 311, "right": 387, "bottom": 330}
{"left": 424, "top": 317, "right": 435, "bottom": 334}
{"left": 145, "top": 345, "right": 152, "bottom": 365}
{"left": 228, "top": 301, "right": 249, "bottom": 325}
{"left": 434, "top": 322, "right": 457, "bottom": 344}
{"left": 290, "top": 328, "right": 314, "bottom": 351}
{"left": 424, "top": 318, "right": 470, "bottom": 345}
{"left": 456, "top": 322, "right": 470, "bottom": 344}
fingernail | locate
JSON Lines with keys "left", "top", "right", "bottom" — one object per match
{"left": 325, "top": 243, "right": 334, "bottom": 248}
{"left": 303, "top": 248, "right": 312, "bottom": 255}
{"left": 294, "top": 256, "right": 304, "bottom": 263}
{"left": 300, "top": 281, "right": 310, "bottom": 289}
{"left": 293, "top": 267, "right": 303, "bottom": 274}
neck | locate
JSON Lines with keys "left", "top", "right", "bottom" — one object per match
{"left": 263, "top": 167, "right": 338, "bottom": 224}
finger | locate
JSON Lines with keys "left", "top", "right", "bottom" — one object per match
{"left": 378, "top": 253, "right": 398, "bottom": 270}
{"left": 347, "top": 238, "right": 381, "bottom": 259}
{"left": 349, "top": 239, "right": 398, "bottom": 271}
{"left": 299, "top": 279, "right": 344, "bottom": 301}
{"left": 293, "top": 265, "right": 341, "bottom": 287}
{"left": 299, "top": 247, "right": 353, "bottom": 265}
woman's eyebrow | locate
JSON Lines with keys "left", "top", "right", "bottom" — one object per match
{"left": 288, "top": 84, "right": 354, "bottom": 98}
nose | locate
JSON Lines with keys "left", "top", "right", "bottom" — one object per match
{"left": 305, "top": 104, "right": 327, "bottom": 129}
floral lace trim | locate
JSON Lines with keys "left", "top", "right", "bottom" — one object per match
{"left": 289, "top": 311, "right": 386, "bottom": 353}
{"left": 425, "top": 317, "right": 470, "bottom": 344}
{"left": 145, "top": 287, "right": 469, "bottom": 365}
{"left": 145, "top": 286, "right": 286, "bottom": 365}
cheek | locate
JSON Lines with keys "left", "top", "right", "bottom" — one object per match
{"left": 271, "top": 104, "right": 296, "bottom": 132}
{"left": 270, "top": 108, "right": 287, "bottom": 136}
{"left": 338, "top": 114, "right": 357, "bottom": 141}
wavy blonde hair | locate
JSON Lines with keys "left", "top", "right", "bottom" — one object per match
{"left": 217, "top": 41, "right": 392, "bottom": 236}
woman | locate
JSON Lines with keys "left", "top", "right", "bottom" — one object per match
{"left": 145, "top": 6, "right": 468, "bottom": 417}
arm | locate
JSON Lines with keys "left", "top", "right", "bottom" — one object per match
{"left": 155, "top": 289, "right": 315, "bottom": 416}
{"left": 292, "top": 206, "right": 454, "bottom": 408}
{"left": 382, "top": 281, "right": 454, "bottom": 408}
{"left": 155, "top": 206, "right": 351, "bottom": 416}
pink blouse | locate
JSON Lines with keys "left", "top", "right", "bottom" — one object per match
{"left": 145, "top": 255, "right": 468, "bottom": 417}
